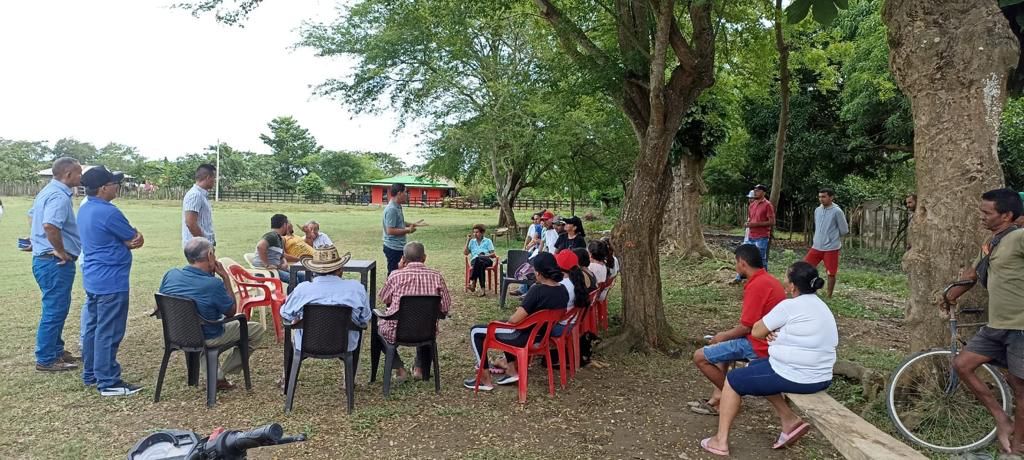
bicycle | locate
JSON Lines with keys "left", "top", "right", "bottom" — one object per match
{"left": 885, "top": 280, "right": 1013, "bottom": 453}
{"left": 127, "top": 423, "right": 306, "bottom": 460}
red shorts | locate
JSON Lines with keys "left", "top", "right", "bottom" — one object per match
{"left": 805, "top": 248, "right": 840, "bottom": 275}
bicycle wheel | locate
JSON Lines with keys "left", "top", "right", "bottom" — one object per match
{"left": 886, "top": 349, "right": 1012, "bottom": 453}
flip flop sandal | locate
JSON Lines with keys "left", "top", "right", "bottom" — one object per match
{"left": 772, "top": 422, "right": 811, "bottom": 449}
{"left": 689, "top": 400, "right": 720, "bottom": 416}
{"left": 700, "top": 437, "right": 729, "bottom": 457}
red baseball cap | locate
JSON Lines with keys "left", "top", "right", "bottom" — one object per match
{"left": 541, "top": 210, "right": 555, "bottom": 221}
{"left": 555, "top": 250, "right": 579, "bottom": 271}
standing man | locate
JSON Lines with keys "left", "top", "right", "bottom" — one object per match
{"left": 731, "top": 184, "right": 774, "bottom": 284}
{"left": 804, "top": 188, "right": 849, "bottom": 298}
{"left": 30, "top": 157, "right": 83, "bottom": 372}
{"left": 383, "top": 184, "right": 418, "bottom": 276}
{"left": 944, "top": 189, "right": 1024, "bottom": 455}
{"left": 182, "top": 164, "right": 216, "bottom": 247}
{"left": 78, "top": 166, "right": 145, "bottom": 395}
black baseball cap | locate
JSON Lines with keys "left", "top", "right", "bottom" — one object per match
{"left": 754, "top": 184, "right": 768, "bottom": 192}
{"left": 81, "top": 165, "right": 125, "bottom": 189}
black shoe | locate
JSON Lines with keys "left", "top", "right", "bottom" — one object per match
{"left": 99, "top": 381, "right": 143, "bottom": 396}
{"left": 36, "top": 360, "right": 77, "bottom": 372}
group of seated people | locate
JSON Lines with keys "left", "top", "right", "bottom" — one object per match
{"left": 251, "top": 213, "right": 333, "bottom": 285}
{"left": 691, "top": 244, "right": 839, "bottom": 456}
{"left": 160, "top": 236, "right": 452, "bottom": 390}
{"left": 462, "top": 211, "right": 621, "bottom": 389}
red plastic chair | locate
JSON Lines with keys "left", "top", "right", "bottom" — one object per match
{"left": 228, "top": 264, "right": 286, "bottom": 342}
{"left": 563, "top": 290, "right": 600, "bottom": 380}
{"left": 594, "top": 278, "right": 615, "bottom": 332}
{"left": 472, "top": 309, "right": 563, "bottom": 403}
{"left": 464, "top": 254, "right": 500, "bottom": 294}
{"left": 550, "top": 308, "right": 581, "bottom": 388}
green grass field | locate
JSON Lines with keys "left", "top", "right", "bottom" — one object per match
{"left": 0, "top": 196, "right": 867, "bottom": 459}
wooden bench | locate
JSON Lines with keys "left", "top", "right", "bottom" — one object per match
{"left": 787, "top": 392, "right": 926, "bottom": 460}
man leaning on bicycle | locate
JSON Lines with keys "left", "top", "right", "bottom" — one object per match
{"left": 943, "top": 188, "right": 1024, "bottom": 455}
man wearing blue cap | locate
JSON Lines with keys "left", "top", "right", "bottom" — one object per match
{"left": 78, "top": 166, "right": 145, "bottom": 396}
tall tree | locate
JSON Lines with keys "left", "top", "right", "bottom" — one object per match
{"left": 768, "top": 0, "right": 791, "bottom": 208}
{"left": 883, "top": 1, "right": 1019, "bottom": 350}
{"left": 366, "top": 152, "right": 406, "bottom": 177}
{"left": 0, "top": 139, "right": 50, "bottom": 181}
{"left": 533, "top": 0, "right": 716, "bottom": 351}
{"left": 300, "top": 0, "right": 560, "bottom": 232}
{"left": 312, "top": 150, "right": 369, "bottom": 190}
{"left": 51, "top": 138, "right": 99, "bottom": 163}
{"left": 259, "top": 116, "right": 322, "bottom": 191}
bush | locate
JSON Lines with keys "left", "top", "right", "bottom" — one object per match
{"left": 297, "top": 172, "right": 326, "bottom": 200}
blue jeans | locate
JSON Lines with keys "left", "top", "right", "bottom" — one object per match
{"left": 277, "top": 269, "right": 305, "bottom": 287}
{"left": 81, "top": 291, "right": 130, "bottom": 388}
{"left": 79, "top": 300, "right": 89, "bottom": 349}
{"left": 383, "top": 246, "right": 403, "bottom": 276}
{"left": 33, "top": 256, "right": 76, "bottom": 366}
{"left": 735, "top": 237, "right": 770, "bottom": 280}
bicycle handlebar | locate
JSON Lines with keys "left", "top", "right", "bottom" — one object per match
{"left": 941, "top": 280, "right": 977, "bottom": 309}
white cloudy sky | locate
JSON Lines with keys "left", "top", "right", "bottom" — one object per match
{"left": 0, "top": 0, "right": 423, "bottom": 163}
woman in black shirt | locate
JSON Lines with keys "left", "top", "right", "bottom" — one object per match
{"left": 464, "top": 252, "right": 568, "bottom": 391}
{"left": 554, "top": 216, "right": 587, "bottom": 253}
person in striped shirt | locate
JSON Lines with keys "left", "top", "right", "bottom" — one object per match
{"left": 181, "top": 164, "right": 216, "bottom": 247}
{"left": 378, "top": 241, "right": 452, "bottom": 381}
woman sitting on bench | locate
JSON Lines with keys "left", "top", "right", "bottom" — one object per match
{"left": 700, "top": 261, "right": 839, "bottom": 457}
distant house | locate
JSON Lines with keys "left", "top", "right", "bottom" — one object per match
{"left": 354, "top": 174, "right": 457, "bottom": 205}
{"left": 38, "top": 165, "right": 136, "bottom": 185}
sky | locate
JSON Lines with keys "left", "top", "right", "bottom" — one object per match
{"left": 0, "top": 0, "right": 423, "bottom": 164}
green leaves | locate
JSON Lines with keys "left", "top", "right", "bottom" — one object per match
{"left": 786, "top": 0, "right": 847, "bottom": 26}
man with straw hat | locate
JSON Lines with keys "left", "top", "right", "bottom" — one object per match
{"left": 280, "top": 246, "right": 370, "bottom": 356}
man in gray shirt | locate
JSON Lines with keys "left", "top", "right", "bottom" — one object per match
{"left": 382, "top": 184, "right": 418, "bottom": 276}
{"left": 804, "top": 188, "right": 849, "bottom": 298}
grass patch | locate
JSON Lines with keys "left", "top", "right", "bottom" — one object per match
{"left": 838, "top": 345, "right": 903, "bottom": 373}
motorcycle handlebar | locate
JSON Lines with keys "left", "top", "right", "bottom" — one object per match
{"left": 221, "top": 423, "right": 284, "bottom": 452}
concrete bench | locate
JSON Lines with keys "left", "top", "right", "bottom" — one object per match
{"left": 787, "top": 392, "right": 926, "bottom": 460}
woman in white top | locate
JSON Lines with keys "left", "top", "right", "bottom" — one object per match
{"left": 587, "top": 240, "right": 609, "bottom": 284}
{"left": 700, "top": 261, "right": 838, "bottom": 457}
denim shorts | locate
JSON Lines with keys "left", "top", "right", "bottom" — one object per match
{"left": 727, "top": 358, "right": 831, "bottom": 396}
{"left": 703, "top": 338, "right": 759, "bottom": 365}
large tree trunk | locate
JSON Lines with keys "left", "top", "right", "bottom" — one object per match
{"left": 489, "top": 149, "right": 520, "bottom": 234}
{"left": 768, "top": 0, "right": 790, "bottom": 209}
{"left": 662, "top": 154, "right": 713, "bottom": 258}
{"left": 610, "top": 135, "right": 681, "bottom": 352}
{"left": 884, "top": 1, "right": 1017, "bottom": 350}
{"left": 495, "top": 187, "right": 520, "bottom": 232}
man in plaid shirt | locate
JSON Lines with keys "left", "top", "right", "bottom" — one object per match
{"left": 378, "top": 241, "right": 452, "bottom": 380}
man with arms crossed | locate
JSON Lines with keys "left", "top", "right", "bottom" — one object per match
{"left": 944, "top": 188, "right": 1024, "bottom": 455}
{"left": 78, "top": 166, "right": 145, "bottom": 395}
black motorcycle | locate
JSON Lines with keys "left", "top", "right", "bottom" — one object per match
{"left": 127, "top": 423, "right": 305, "bottom": 460}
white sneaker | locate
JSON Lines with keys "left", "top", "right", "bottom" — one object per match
{"left": 463, "top": 378, "right": 493, "bottom": 391}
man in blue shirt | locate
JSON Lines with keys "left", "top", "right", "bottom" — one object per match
{"left": 159, "top": 238, "right": 265, "bottom": 390}
{"left": 78, "top": 166, "right": 145, "bottom": 396}
{"left": 29, "top": 157, "right": 83, "bottom": 372}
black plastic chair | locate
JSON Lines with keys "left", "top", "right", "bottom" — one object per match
{"left": 283, "top": 304, "right": 365, "bottom": 414}
{"left": 153, "top": 293, "right": 252, "bottom": 408}
{"left": 499, "top": 249, "right": 531, "bottom": 309}
{"left": 369, "top": 295, "right": 443, "bottom": 397}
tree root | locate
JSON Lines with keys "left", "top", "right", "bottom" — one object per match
{"left": 833, "top": 360, "right": 886, "bottom": 413}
